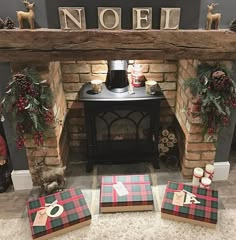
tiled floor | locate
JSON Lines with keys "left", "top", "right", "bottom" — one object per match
{"left": 0, "top": 151, "right": 235, "bottom": 219}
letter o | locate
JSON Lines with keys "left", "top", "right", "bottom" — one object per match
{"left": 99, "top": 9, "right": 120, "bottom": 29}
{"left": 46, "top": 204, "right": 64, "bottom": 218}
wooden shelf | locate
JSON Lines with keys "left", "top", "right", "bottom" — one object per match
{"left": 0, "top": 28, "right": 235, "bottom": 62}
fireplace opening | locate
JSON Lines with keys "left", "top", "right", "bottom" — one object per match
{"left": 79, "top": 82, "right": 165, "bottom": 171}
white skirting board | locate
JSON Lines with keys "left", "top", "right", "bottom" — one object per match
{"left": 11, "top": 170, "right": 33, "bottom": 190}
{"left": 213, "top": 162, "right": 230, "bottom": 181}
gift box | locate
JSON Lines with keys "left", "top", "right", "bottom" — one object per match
{"left": 161, "top": 181, "right": 218, "bottom": 228}
{"left": 100, "top": 174, "right": 154, "bottom": 213}
{"left": 27, "top": 187, "right": 91, "bottom": 240}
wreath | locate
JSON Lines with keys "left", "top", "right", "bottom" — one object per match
{"left": 185, "top": 63, "right": 236, "bottom": 138}
{"left": 0, "top": 68, "right": 54, "bottom": 149}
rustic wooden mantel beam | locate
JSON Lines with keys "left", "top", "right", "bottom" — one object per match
{"left": 0, "top": 29, "right": 235, "bottom": 62}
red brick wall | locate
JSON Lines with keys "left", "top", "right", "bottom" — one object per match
{"left": 176, "top": 60, "right": 233, "bottom": 177}
{"left": 11, "top": 62, "right": 68, "bottom": 184}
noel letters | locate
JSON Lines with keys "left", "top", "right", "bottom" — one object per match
{"left": 58, "top": 7, "right": 181, "bottom": 30}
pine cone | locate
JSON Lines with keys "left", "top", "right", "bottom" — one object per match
{"left": 13, "top": 73, "right": 27, "bottom": 82}
{"left": 4, "top": 17, "right": 14, "bottom": 29}
{"left": 212, "top": 70, "right": 225, "bottom": 79}
{"left": 0, "top": 18, "right": 4, "bottom": 29}
{"left": 13, "top": 73, "right": 29, "bottom": 89}
{"left": 229, "top": 19, "right": 236, "bottom": 32}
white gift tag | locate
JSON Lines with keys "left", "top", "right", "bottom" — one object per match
{"left": 33, "top": 209, "right": 48, "bottom": 226}
{"left": 113, "top": 182, "right": 129, "bottom": 196}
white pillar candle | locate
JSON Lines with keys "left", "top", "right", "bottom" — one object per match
{"left": 204, "top": 164, "right": 214, "bottom": 180}
{"left": 192, "top": 167, "right": 204, "bottom": 186}
{"left": 200, "top": 177, "right": 212, "bottom": 189}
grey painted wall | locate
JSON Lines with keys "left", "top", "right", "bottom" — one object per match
{"left": 0, "top": 63, "right": 29, "bottom": 170}
{"left": 1, "top": 0, "right": 235, "bottom": 29}
{"left": 0, "top": 0, "right": 201, "bottom": 29}
{"left": 199, "top": 0, "right": 235, "bottom": 29}
{"left": 45, "top": 0, "right": 201, "bottom": 29}
{"left": 215, "top": 62, "right": 236, "bottom": 162}
{"left": 0, "top": 0, "right": 48, "bottom": 28}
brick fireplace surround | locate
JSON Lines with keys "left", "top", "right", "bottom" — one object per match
{"left": 21, "top": 59, "right": 233, "bottom": 184}
{"left": 0, "top": 30, "right": 235, "bottom": 186}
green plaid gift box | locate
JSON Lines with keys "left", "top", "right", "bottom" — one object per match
{"left": 27, "top": 187, "right": 91, "bottom": 239}
{"left": 161, "top": 181, "right": 218, "bottom": 228}
{"left": 100, "top": 174, "right": 154, "bottom": 213}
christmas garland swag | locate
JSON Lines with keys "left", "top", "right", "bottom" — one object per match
{"left": 185, "top": 63, "right": 236, "bottom": 138}
{"left": 1, "top": 68, "right": 54, "bottom": 149}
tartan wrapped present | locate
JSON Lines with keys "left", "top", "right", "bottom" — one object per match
{"left": 27, "top": 187, "right": 91, "bottom": 240}
{"left": 161, "top": 181, "right": 218, "bottom": 228}
{"left": 100, "top": 174, "right": 154, "bottom": 213}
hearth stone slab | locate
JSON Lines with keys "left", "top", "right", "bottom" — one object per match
{"left": 65, "top": 161, "right": 93, "bottom": 189}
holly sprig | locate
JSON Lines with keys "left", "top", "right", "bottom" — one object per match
{"left": 1, "top": 68, "right": 54, "bottom": 149}
{"left": 185, "top": 63, "right": 236, "bottom": 138}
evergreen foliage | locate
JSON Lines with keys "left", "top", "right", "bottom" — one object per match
{"left": 0, "top": 68, "right": 54, "bottom": 148}
{"left": 185, "top": 63, "right": 236, "bottom": 138}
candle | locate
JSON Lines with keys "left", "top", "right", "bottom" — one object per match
{"left": 145, "top": 80, "right": 157, "bottom": 95}
{"left": 91, "top": 79, "right": 103, "bottom": 94}
{"left": 204, "top": 164, "right": 214, "bottom": 180}
{"left": 192, "top": 167, "right": 204, "bottom": 186}
{"left": 200, "top": 177, "right": 212, "bottom": 189}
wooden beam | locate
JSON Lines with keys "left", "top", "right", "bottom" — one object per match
{"left": 0, "top": 29, "right": 235, "bottom": 62}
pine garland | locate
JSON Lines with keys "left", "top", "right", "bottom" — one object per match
{"left": 185, "top": 63, "right": 236, "bottom": 138}
{"left": 0, "top": 68, "right": 54, "bottom": 149}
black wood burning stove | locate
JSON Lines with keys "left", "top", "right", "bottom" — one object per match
{"left": 79, "top": 83, "right": 165, "bottom": 172}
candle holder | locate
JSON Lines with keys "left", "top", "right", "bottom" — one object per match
{"left": 91, "top": 79, "right": 103, "bottom": 94}
{"left": 131, "top": 64, "right": 145, "bottom": 87}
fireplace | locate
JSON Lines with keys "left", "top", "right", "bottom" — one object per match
{"left": 0, "top": 29, "right": 235, "bottom": 187}
{"left": 79, "top": 82, "right": 165, "bottom": 171}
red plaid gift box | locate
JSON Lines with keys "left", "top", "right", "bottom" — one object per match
{"left": 100, "top": 174, "right": 154, "bottom": 213}
{"left": 27, "top": 187, "right": 91, "bottom": 240}
{"left": 161, "top": 181, "right": 218, "bottom": 228}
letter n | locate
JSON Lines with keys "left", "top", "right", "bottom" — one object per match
{"left": 59, "top": 7, "right": 86, "bottom": 30}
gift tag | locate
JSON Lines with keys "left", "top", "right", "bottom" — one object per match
{"left": 172, "top": 191, "right": 185, "bottom": 206}
{"left": 33, "top": 209, "right": 48, "bottom": 226}
{"left": 113, "top": 182, "right": 129, "bottom": 196}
